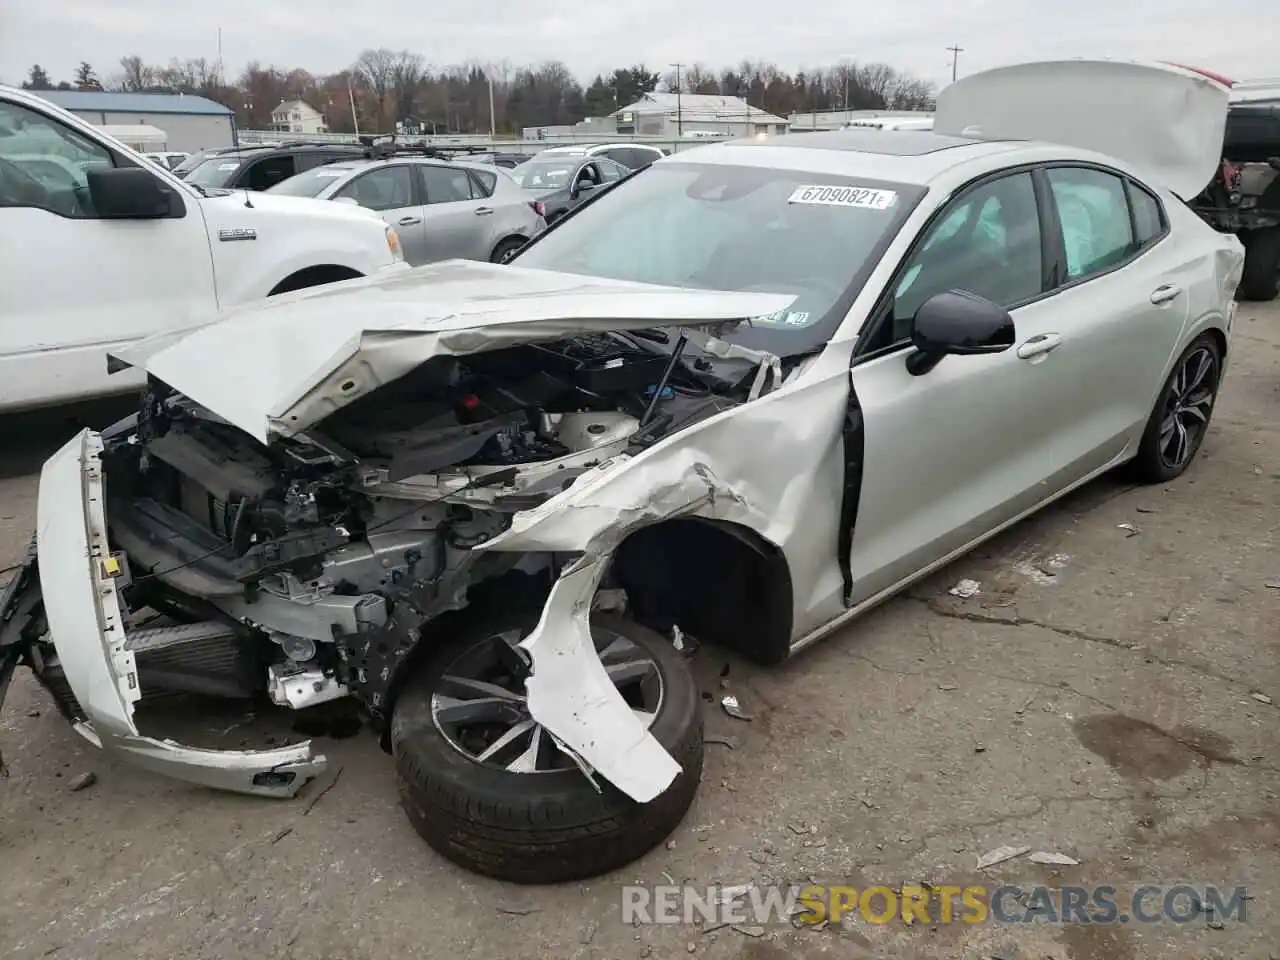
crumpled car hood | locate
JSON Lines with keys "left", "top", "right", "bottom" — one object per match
{"left": 108, "top": 260, "right": 795, "bottom": 444}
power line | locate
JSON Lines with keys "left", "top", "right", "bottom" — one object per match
{"left": 946, "top": 45, "right": 964, "bottom": 83}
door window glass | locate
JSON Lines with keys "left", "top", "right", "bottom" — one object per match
{"left": 419, "top": 165, "right": 475, "bottom": 203}
{"left": 245, "top": 155, "right": 296, "bottom": 190}
{"left": 0, "top": 100, "right": 114, "bottom": 217}
{"left": 1046, "top": 167, "right": 1134, "bottom": 279}
{"left": 882, "top": 172, "right": 1043, "bottom": 346}
{"left": 336, "top": 165, "right": 414, "bottom": 211}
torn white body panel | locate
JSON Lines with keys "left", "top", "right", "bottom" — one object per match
{"left": 36, "top": 430, "right": 325, "bottom": 798}
{"left": 482, "top": 344, "right": 857, "bottom": 801}
{"left": 517, "top": 555, "right": 681, "bottom": 803}
{"left": 109, "top": 260, "right": 795, "bottom": 443}
{"left": 483, "top": 342, "right": 856, "bottom": 639}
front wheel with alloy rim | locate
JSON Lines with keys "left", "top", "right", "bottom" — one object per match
{"left": 391, "top": 612, "right": 703, "bottom": 883}
{"left": 1130, "top": 334, "right": 1223, "bottom": 484}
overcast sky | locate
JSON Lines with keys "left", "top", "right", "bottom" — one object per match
{"left": 1, "top": 0, "right": 1276, "bottom": 92}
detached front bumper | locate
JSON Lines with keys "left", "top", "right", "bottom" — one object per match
{"left": 3, "top": 429, "right": 326, "bottom": 798}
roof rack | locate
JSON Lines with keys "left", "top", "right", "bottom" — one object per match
{"left": 358, "top": 135, "right": 494, "bottom": 161}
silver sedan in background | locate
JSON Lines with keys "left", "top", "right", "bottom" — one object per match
{"left": 267, "top": 156, "right": 545, "bottom": 265}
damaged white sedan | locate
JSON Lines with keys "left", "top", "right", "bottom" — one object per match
{"left": 0, "top": 61, "right": 1248, "bottom": 884}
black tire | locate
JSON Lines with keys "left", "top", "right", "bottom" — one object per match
{"left": 490, "top": 237, "right": 527, "bottom": 264}
{"left": 1238, "top": 227, "right": 1280, "bottom": 302}
{"left": 1130, "top": 333, "right": 1223, "bottom": 484}
{"left": 391, "top": 612, "right": 703, "bottom": 884}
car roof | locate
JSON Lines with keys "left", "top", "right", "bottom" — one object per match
{"left": 671, "top": 129, "right": 1032, "bottom": 186}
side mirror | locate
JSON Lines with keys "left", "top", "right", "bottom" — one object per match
{"left": 572, "top": 180, "right": 596, "bottom": 198}
{"left": 906, "top": 289, "right": 1015, "bottom": 376}
{"left": 87, "top": 167, "right": 179, "bottom": 219}
{"left": 1268, "top": 156, "right": 1280, "bottom": 172}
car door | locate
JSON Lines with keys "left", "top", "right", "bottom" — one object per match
{"left": 0, "top": 97, "right": 216, "bottom": 411}
{"left": 417, "top": 164, "right": 491, "bottom": 261}
{"left": 332, "top": 164, "right": 427, "bottom": 263}
{"left": 1039, "top": 164, "right": 1190, "bottom": 439}
{"left": 844, "top": 168, "right": 1108, "bottom": 605}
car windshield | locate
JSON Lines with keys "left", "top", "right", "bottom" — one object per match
{"left": 266, "top": 165, "right": 358, "bottom": 197}
{"left": 185, "top": 155, "right": 246, "bottom": 187}
{"left": 512, "top": 162, "right": 926, "bottom": 355}
{"left": 509, "top": 158, "right": 581, "bottom": 190}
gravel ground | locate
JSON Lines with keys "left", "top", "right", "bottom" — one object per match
{"left": 1, "top": 306, "right": 1278, "bottom": 960}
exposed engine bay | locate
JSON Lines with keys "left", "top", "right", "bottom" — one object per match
{"left": 91, "top": 330, "right": 746, "bottom": 723}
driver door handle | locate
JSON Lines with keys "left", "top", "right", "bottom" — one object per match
{"left": 474, "top": 206, "right": 494, "bottom": 215}
{"left": 1016, "top": 333, "right": 1063, "bottom": 360}
{"left": 1150, "top": 284, "right": 1182, "bottom": 305}
{"left": 398, "top": 216, "right": 421, "bottom": 226}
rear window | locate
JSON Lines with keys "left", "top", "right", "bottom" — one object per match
{"left": 266, "top": 165, "right": 357, "bottom": 197}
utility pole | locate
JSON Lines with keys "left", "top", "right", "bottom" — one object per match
{"left": 486, "top": 66, "right": 496, "bottom": 139}
{"left": 670, "top": 62, "right": 683, "bottom": 137}
{"left": 946, "top": 45, "right": 964, "bottom": 82}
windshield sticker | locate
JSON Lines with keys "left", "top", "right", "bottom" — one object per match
{"left": 755, "top": 309, "right": 813, "bottom": 327}
{"left": 217, "top": 162, "right": 240, "bottom": 170}
{"left": 315, "top": 170, "right": 346, "bottom": 177}
{"left": 787, "top": 185, "right": 897, "bottom": 210}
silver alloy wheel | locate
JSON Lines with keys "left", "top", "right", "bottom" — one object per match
{"left": 430, "top": 626, "right": 663, "bottom": 774}
{"left": 1159, "top": 344, "right": 1218, "bottom": 469}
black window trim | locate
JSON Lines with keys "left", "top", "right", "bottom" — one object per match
{"left": 853, "top": 160, "right": 1172, "bottom": 365}
{"left": 853, "top": 163, "right": 1052, "bottom": 364}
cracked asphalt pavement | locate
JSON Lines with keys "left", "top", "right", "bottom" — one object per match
{"left": 2, "top": 305, "right": 1278, "bottom": 960}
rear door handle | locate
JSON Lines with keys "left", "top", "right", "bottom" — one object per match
{"left": 475, "top": 207, "right": 494, "bottom": 216}
{"left": 1150, "top": 284, "right": 1182, "bottom": 305}
{"left": 398, "top": 216, "right": 421, "bottom": 226}
{"left": 1016, "top": 333, "right": 1063, "bottom": 360}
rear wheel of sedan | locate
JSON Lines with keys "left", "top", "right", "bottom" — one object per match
{"left": 490, "top": 237, "right": 527, "bottom": 264}
{"left": 391, "top": 612, "right": 703, "bottom": 884}
{"left": 1238, "top": 227, "right": 1280, "bottom": 302}
{"left": 1130, "top": 334, "right": 1223, "bottom": 484}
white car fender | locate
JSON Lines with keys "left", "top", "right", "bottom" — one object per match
{"left": 476, "top": 348, "right": 855, "bottom": 802}
{"left": 199, "top": 193, "right": 401, "bottom": 303}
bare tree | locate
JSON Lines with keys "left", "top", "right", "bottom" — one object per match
{"left": 389, "top": 51, "right": 425, "bottom": 120}
{"left": 117, "top": 55, "right": 153, "bottom": 92}
{"left": 355, "top": 48, "right": 398, "bottom": 131}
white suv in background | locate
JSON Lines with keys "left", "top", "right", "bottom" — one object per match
{"left": 535, "top": 143, "right": 666, "bottom": 170}
{"left": 0, "top": 85, "right": 408, "bottom": 414}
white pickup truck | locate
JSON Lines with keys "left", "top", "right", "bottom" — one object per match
{"left": 0, "top": 85, "right": 408, "bottom": 413}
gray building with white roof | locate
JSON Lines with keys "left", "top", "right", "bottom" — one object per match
{"left": 36, "top": 90, "right": 236, "bottom": 152}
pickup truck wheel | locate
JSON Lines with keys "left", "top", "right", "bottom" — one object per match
{"left": 1239, "top": 227, "right": 1280, "bottom": 302}
{"left": 390, "top": 612, "right": 703, "bottom": 884}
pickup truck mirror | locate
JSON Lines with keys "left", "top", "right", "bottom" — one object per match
{"left": 87, "top": 167, "right": 181, "bottom": 219}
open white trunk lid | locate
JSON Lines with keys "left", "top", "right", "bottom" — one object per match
{"left": 934, "top": 60, "right": 1231, "bottom": 199}
{"left": 111, "top": 260, "right": 794, "bottom": 444}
